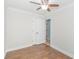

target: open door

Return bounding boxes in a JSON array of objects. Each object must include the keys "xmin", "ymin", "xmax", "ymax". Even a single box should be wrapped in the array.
[{"xmin": 46, "ymin": 19, "xmax": 51, "ymax": 45}]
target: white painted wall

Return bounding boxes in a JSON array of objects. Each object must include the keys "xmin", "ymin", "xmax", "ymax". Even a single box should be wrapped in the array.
[
  {"xmin": 5, "ymin": 7, "xmax": 46, "ymax": 52},
  {"xmin": 50, "ymin": 3, "xmax": 74, "ymax": 57},
  {"xmin": 5, "ymin": 2, "xmax": 74, "ymax": 58}
]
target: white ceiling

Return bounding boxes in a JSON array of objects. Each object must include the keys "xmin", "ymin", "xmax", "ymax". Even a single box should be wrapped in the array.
[{"xmin": 6, "ymin": 0, "xmax": 74, "ymax": 15}]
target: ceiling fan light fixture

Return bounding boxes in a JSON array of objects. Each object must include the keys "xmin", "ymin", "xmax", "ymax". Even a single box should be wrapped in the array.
[{"xmin": 41, "ymin": 5, "xmax": 48, "ymax": 10}]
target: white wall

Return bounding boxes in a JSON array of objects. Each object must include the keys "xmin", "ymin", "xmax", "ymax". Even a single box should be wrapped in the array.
[
  {"xmin": 5, "ymin": 7, "xmax": 46, "ymax": 52},
  {"xmin": 5, "ymin": 2, "xmax": 74, "ymax": 58},
  {"xmin": 50, "ymin": 3, "xmax": 74, "ymax": 57}
]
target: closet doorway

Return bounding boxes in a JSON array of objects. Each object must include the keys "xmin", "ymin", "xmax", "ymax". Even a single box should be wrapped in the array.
[{"xmin": 46, "ymin": 19, "xmax": 51, "ymax": 45}]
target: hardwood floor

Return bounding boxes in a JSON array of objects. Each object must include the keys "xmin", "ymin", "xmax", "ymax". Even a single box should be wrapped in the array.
[{"xmin": 5, "ymin": 43, "xmax": 72, "ymax": 59}]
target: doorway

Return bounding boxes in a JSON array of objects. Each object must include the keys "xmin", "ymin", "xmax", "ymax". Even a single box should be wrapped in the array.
[{"xmin": 46, "ymin": 19, "xmax": 51, "ymax": 45}]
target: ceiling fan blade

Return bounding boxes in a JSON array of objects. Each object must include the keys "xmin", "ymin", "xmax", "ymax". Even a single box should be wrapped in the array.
[
  {"xmin": 44, "ymin": 0, "xmax": 48, "ymax": 4},
  {"xmin": 47, "ymin": 8, "xmax": 51, "ymax": 12},
  {"xmin": 36, "ymin": 7, "xmax": 41, "ymax": 10},
  {"xmin": 41, "ymin": 0, "xmax": 44, "ymax": 5},
  {"xmin": 30, "ymin": 1, "xmax": 41, "ymax": 5},
  {"xmin": 49, "ymin": 4, "xmax": 59, "ymax": 7}
]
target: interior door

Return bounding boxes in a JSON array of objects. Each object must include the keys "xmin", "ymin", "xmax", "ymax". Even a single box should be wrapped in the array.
[{"xmin": 32, "ymin": 17, "xmax": 46, "ymax": 44}]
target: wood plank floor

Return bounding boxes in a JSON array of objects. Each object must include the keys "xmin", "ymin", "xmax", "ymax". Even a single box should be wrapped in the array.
[{"xmin": 5, "ymin": 43, "xmax": 72, "ymax": 59}]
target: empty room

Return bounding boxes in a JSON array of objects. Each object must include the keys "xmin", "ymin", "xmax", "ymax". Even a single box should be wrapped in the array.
[{"xmin": 4, "ymin": 0, "xmax": 74, "ymax": 59}]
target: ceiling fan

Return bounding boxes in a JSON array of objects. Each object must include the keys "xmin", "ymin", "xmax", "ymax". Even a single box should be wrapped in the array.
[{"xmin": 29, "ymin": 0, "xmax": 59, "ymax": 12}]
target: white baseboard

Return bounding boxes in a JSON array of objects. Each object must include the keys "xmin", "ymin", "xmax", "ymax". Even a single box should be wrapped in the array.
[
  {"xmin": 50, "ymin": 45, "xmax": 74, "ymax": 58},
  {"xmin": 5, "ymin": 44, "xmax": 33, "ymax": 54},
  {"xmin": 5, "ymin": 42, "xmax": 45, "ymax": 55}
]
